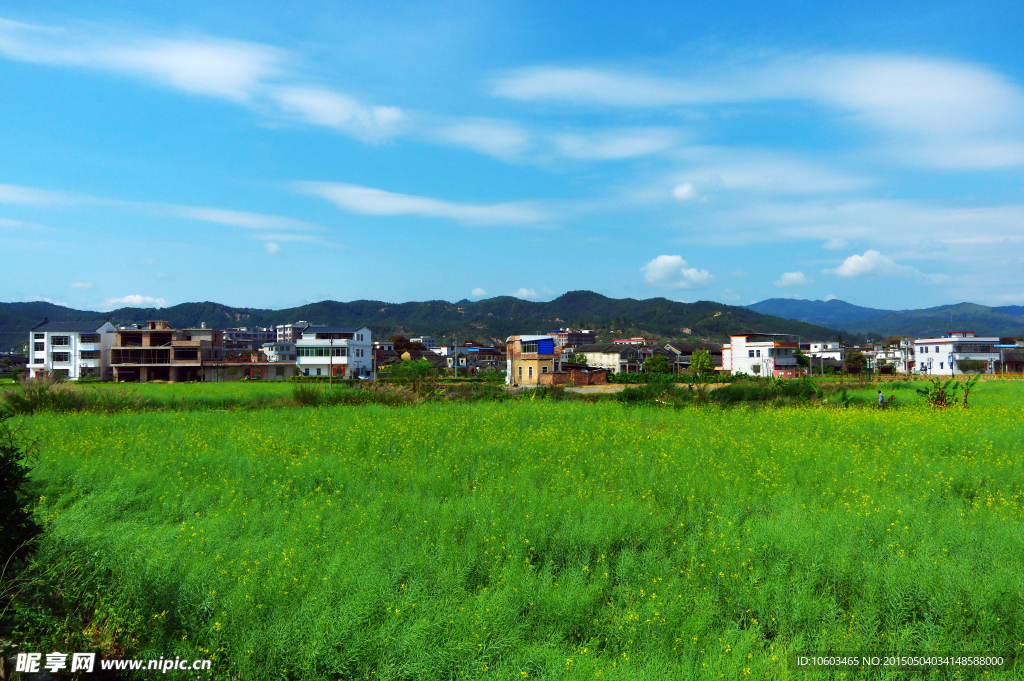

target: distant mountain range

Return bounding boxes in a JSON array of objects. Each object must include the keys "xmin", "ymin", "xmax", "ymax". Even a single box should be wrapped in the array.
[
  {"xmin": 748, "ymin": 299, "xmax": 1024, "ymax": 338},
  {"xmin": 0, "ymin": 292, "xmax": 852, "ymax": 350}
]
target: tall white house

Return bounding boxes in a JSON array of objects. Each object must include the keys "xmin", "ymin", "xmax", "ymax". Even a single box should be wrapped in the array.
[
  {"xmin": 914, "ymin": 332, "xmax": 999, "ymax": 375},
  {"xmin": 28, "ymin": 318, "xmax": 117, "ymax": 380},
  {"xmin": 261, "ymin": 342, "xmax": 296, "ymax": 362},
  {"xmin": 295, "ymin": 325, "xmax": 373, "ymax": 378},
  {"xmin": 723, "ymin": 334, "xmax": 803, "ymax": 377}
]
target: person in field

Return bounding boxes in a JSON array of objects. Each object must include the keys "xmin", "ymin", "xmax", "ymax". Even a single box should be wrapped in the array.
[{"xmin": 878, "ymin": 389, "xmax": 885, "ymax": 408}]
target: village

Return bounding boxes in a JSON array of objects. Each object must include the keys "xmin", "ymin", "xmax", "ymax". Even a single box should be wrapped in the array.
[{"xmin": 19, "ymin": 317, "xmax": 1024, "ymax": 385}]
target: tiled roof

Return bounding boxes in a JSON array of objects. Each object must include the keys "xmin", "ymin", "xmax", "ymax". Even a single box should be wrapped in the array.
[{"xmin": 30, "ymin": 318, "xmax": 110, "ymax": 333}]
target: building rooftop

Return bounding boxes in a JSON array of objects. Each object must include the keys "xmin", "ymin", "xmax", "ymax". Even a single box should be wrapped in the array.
[{"xmin": 30, "ymin": 318, "xmax": 111, "ymax": 333}]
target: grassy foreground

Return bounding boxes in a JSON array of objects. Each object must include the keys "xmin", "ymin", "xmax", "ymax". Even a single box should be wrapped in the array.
[{"xmin": 10, "ymin": 397, "xmax": 1024, "ymax": 679}]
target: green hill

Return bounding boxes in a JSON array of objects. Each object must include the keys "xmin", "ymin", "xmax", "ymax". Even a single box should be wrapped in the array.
[
  {"xmin": 1, "ymin": 292, "xmax": 852, "ymax": 348},
  {"xmin": 832, "ymin": 302, "xmax": 1024, "ymax": 338}
]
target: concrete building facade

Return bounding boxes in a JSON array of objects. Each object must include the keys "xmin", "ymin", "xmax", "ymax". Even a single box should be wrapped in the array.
[
  {"xmin": 914, "ymin": 331, "xmax": 999, "ymax": 375},
  {"xmin": 110, "ymin": 321, "xmax": 225, "ymax": 382},
  {"xmin": 295, "ymin": 325, "xmax": 373, "ymax": 378},
  {"xmin": 506, "ymin": 335, "xmax": 556, "ymax": 386},
  {"xmin": 28, "ymin": 318, "xmax": 117, "ymax": 380},
  {"xmin": 723, "ymin": 334, "xmax": 803, "ymax": 377}
]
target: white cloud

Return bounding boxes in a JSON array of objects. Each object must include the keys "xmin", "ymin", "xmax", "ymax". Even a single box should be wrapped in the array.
[
  {"xmin": 106, "ymin": 294, "xmax": 167, "ymax": 308},
  {"xmin": 720, "ymin": 288, "xmax": 741, "ymax": 301},
  {"xmin": 0, "ymin": 183, "xmax": 85, "ymax": 204},
  {"xmin": 553, "ymin": 128, "xmax": 679, "ymax": 160},
  {"xmin": 641, "ymin": 255, "xmax": 713, "ymax": 289},
  {"xmin": 471, "ymin": 287, "xmax": 486, "ymax": 297},
  {"xmin": 165, "ymin": 205, "xmax": 321, "ymax": 232},
  {"xmin": 823, "ymin": 237, "xmax": 849, "ymax": 250},
  {"xmin": 294, "ymin": 181, "xmax": 551, "ymax": 225},
  {"xmin": 774, "ymin": 271, "xmax": 808, "ymax": 287},
  {"xmin": 824, "ymin": 294, "xmax": 838, "ymax": 301},
  {"xmin": 265, "ymin": 242, "xmax": 281, "ymax": 255},
  {"xmin": 71, "ymin": 281, "xmax": 93, "ymax": 289},
  {"xmin": 672, "ymin": 182, "xmax": 697, "ymax": 202},
  {"xmin": 270, "ymin": 86, "xmax": 403, "ymax": 141},
  {"xmin": 512, "ymin": 288, "xmax": 540, "ymax": 299},
  {"xmin": 825, "ymin": 250, "xmax": 945, "ymax": 283},
  {"xmin": 0, "ymin": 19, "xmax": 403, "ymax": 142},
  {"xmin": 668, "ymin": 151, "xmax": 872, "ymax": 195},
  {"xmin": 430, "ymin": 118, "xmax": 532, "ymax": 159},
  {"xmin": 494, "ymin": 55, "xmax": 1024, "ymax": 169}
]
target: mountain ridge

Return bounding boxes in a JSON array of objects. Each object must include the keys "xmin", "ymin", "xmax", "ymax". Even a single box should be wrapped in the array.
[{"xmin": 0, "ymin": 292, "xmax": 851, "ymax": 349}]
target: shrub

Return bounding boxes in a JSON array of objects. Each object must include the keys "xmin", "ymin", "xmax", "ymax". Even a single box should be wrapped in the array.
[
  {"xmin": 292, "ymin": 383, "xmax": 322, "ymax": 406},
  {"xmin": 1, "ymin": 377, "xmax": 88, "ymax": 414}
]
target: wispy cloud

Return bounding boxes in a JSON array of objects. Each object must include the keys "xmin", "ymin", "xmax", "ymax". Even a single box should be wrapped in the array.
[
  {"xmin": 0, "ymin": 182, "xmax": 326, "ymax": 244},
  {"xmin": 471, "ymin": 287, "xmax": 487, "ymax": 297},
  {"xmin": 71, "ymin": 281, "xmax": 93, "ymax": 289},
  {"xmin": 265, "ymin": 242, "xmax": 281, "ymax": 255},
  {"xmin": 512, "ymin": 288, "xmax": 540, "ymax": 299},
  {"xmin": 641, "ymin": 255, "xmax": 713, "ymax": 289},
  {"xmin": 493, "ymin": 54, "xmax": 1024, "ymax": 169},
  {"xmin": 552, "ymin": 127, "xmax": 680, "ymax": 160},
  {"xmin": 0, "ymin": 18, "xmax": 402, "ymax": 141},
  {"xmin": 294, "ymin": 181, "xmax": 551, "ymax": 225},
  {"xmin": 428, "ymin": 118, "xmax": 533, "ymax": 159}
]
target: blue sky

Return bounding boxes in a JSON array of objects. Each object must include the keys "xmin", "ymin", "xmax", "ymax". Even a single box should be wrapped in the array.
[{"xmin": 1, "ymin": 1, "xmax": 1023, "ymax": 311}]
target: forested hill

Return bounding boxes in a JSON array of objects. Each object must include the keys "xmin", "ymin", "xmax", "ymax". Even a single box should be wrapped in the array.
[{"xmin": 0, "ymin": 291, "xmax": 853, "ymax": 348}]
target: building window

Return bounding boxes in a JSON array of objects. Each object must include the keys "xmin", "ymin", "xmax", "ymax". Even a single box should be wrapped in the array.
[
  {"xmin": 940, "ymin": 363, "xmax": 944, "ymax": 370},
  {"xmin": 935, "ymin": 347, "xmax": 940, "ymax": 353},
  {"xmin": 756, "ymin": 349, "xmax": 761, "ymax": 357},
  {"xmin": 80, "ymin": 351, "xmax": 100, "ymax": 359},
  {"xmin": 528, "ymin": 366, "xmax": 533, "ymax": 378},
  {"xmin": 52, "ymin": 352, "xmax": 70, "ymax": 362},
  {"xmin": 276, "ymin": 367, "xmax": 284, "ymax": 378},
  {"xmin": 521, "ymin": 341, "xmax": 538, "ymax": 354},
  {"xmin": 35, "ymin": 342, "xmax": 44, "ymax": 351},
  {"xmin": 34, "ymin": 333, "xmax": 44, "ymax": 340},
  {"xmin": 518, "ymin": 366, "xmax": 522, "ymax": 378},
  {"xmin": 316, "ymin": 368, "xmax": 322, "ymax": 376},
  {"xmin": 542, "ymin": 366, "xmax": 548, "ymax": 373},
  {"xmin": 34, "ymin": 358, "xmax": 43, "ymax": 364},
  {"xmin": 80, "ymin": 334, "xmax": 101, "ymax": 343},
  {"xmin": 748, "ymin": 350, "xmax": 754, "ymax": 357},
  {"xmin": 52, "ymin": 336, "xmax": 70, "ymax": 346}
]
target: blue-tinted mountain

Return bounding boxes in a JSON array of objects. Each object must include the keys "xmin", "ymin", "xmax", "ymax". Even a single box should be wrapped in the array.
[{"xmin": 747, "ymin": 298, "xmax": 894, "ymax": 325}]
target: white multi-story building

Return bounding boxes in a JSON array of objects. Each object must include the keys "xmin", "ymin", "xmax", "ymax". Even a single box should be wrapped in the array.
[
  {"xmin": 914, "ymin": 331, "xmax": 999, "ymax": 375},
  {"xmin": 261, "ymin": 342, "xmax": 296, "ymax": 362},
  {"xmin": 803, "ymin": 342, "xmax": 845, "ymax": 361},
  {"xmin": 295, "ymin": 325, "xmax": 373, "ymax": 378},
  {"xmin": 28, "ymin": 318, "xmax": 117, "ymax": 380},
  {"xmin": 410, "ymin": 336, "xmax": 436, "ymax": 349},
  {"xmin": 723, "ymin": 334, "xmax": 803, "ymax": 378},
  {"xmin": 224, "ymin": 327, "xmax": 276, "ymax": 351},
  {"xmin": 276, "ymin": 322, "xmax": 312, "ymax": 343}
]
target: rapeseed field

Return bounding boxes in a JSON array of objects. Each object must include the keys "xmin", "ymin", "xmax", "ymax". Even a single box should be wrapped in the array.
[{"xmin": 11, "ymin": 394, "xmax": 1024, "ymax": 679}]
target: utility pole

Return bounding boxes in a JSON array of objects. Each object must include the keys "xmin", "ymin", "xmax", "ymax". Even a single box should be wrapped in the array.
[{"xmin": 329, "ymin": 336, "xmax": 334, "ymax": 388}]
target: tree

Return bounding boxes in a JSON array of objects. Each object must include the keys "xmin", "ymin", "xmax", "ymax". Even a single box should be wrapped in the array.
[
  {"xmin": 389, "ymin": 359, "xmax": 436, "ymax": 379},
  {"xmin": 793, "ymin": 349, "xmax": 810, "ymax": 368},
  {"xmin": 388, "ymin": 335, "xmax": 427, "ymax": 355},
  {"xmin": 844, "ymin": 350, "xmax": 867, "ymax": 373},
  {"xmin": 643, "ymin": 355, "xmax": 672, "ymax": 374},
  {"xmin": 569, "ymin": 352, "xmax": 587, "ymax": 364},
  {"xmin": 690, "ymin": 348, "xmax": 713, "ymax": 374}
]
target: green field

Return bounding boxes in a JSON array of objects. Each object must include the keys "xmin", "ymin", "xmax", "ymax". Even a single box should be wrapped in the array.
[{"xmin": 7, "ymin": 385, "xmax": 1024, "ymax": 679}]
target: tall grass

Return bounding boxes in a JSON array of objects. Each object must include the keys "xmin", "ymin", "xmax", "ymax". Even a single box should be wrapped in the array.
[{"xmin": 10, "ymin": 395, "xmax": 1024, "ymax": 679}]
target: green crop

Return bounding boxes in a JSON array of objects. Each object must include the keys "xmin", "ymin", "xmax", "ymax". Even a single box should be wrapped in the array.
[{"xmin": 8, "ymin": 390, "xmax": 1024, "ymax": 679}]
